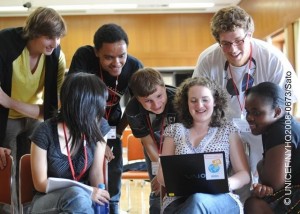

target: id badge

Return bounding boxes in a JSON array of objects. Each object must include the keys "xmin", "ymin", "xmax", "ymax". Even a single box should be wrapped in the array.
[
  {"xmin": 233, "ymin": 118, "xmax": 251, "ymax": 132},
  {"xmin": 107, "ymin": 126, "xmax": 116, "ymax": 139},
  {"xmin": 151, "ymin": 161, "xmax": 159, "ymax": 175}
]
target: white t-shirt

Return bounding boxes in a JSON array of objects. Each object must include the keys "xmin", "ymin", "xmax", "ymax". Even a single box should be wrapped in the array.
[
  {"xmin": 193, "ymin": 38, "xmax": 300, "ymax": 120},
  {"xmin": 193, "ymin": 38, "xmax": 300, "ymax": 176}
]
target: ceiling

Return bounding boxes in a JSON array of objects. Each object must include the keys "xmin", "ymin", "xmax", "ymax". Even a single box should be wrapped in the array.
[{"xmin": 0, "ymin": 0, "xmax": 241, "ymax": 17}]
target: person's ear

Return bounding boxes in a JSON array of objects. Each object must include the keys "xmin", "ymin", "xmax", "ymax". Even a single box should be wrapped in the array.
[
  {"xmin": 274, "ymin": 107, "xmax": 282, "ymax": 118},
  {"xmin": 94, "ymin": 48, "xmax": 99, "ymax": 57},
  {"xmin": 247, "ymin": 31, "xmax": 253, "ymax": 38}
]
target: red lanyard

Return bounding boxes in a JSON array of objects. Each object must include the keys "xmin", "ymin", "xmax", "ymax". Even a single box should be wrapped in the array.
[
  {"xmin": 228, "ymin": 45, "xmax": 253, "ymax": 112},
  {"xmin": 99, "ymin": 69, "xmax": 119, "ymax": 119},
  {"xmin": 62, "ymin": 123, "xmax": 88, "ymax": 181},
  {"xmin": 146, "ymin": 114, "xmax": 165, "ymax": 154}
]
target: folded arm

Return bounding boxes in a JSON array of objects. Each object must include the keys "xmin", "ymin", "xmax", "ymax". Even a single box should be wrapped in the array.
[{"xmin": 0, "ymin": 87, "xmax": 43, "ymax": 119}]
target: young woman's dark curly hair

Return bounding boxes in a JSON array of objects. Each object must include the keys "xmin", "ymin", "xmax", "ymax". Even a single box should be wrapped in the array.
[{"xmin": 173, "ymin": 77, "xmax": 228, "ymax": 128}]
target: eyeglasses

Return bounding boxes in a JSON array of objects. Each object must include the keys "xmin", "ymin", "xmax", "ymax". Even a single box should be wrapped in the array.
[{"xmin": 219, "ymin": 34, "xmax": 248, "ymax": 50}]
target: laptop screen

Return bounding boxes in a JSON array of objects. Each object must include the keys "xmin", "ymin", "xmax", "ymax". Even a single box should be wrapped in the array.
[{"xmin": 160, "ymin": 151, "xmax": 229, "ymax": 196}]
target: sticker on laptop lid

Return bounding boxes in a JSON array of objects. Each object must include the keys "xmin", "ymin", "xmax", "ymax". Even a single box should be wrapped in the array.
[{"xmin": 204, "ymin": 153, "xmax": 225, "ymax": 180}]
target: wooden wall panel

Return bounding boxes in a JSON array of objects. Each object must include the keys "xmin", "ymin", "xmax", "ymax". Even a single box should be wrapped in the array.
[
  {"xmin": 0, "ymin": 14, "xmax": 214, "ymax": 68},
  {"xmin": 239, "ymin": 0, "xmax": 300, "ymax": 38},
  {"xmin": 61, "ymin": 14, "xmax": 215, "ymax": 67},
  {"xmin": 0, "ymin": 0, "xmax": 300, "ymax": 68}
]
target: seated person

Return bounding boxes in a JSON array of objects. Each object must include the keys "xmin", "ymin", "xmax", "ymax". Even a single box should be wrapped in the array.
[
  {"xmin": 157, "ymin": 77, "xmax": 250, "ymax": 213},
  {"xmin": 29, "ymin": 73, "xmax": 111, "ymax": 213},
  {"xmin": 244, "ymin": 82, "xmax": 300, "ymax": 213}
]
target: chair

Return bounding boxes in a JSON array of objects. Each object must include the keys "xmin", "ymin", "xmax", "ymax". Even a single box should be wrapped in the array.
[
  {"xmin": 122, "ymin": 134, "xmax": 149, "ymax": 211},
  {"xmin": 121, "ymin": 127, "xmax": 132, "ymax": 165},
  {"xmin": 0, "ymin": 154, "xmax": 14, "ymax": 213},
  {"xmin": 122, "ymin": 134, "xmax": 149, "ymax": 179},
  {"xmin": 19, "ymin": 154, "xmax": 34, "ymax": 214},
  {"xmin": 121, "ymin": 127, "xmax": 132, "ymax": 149}
]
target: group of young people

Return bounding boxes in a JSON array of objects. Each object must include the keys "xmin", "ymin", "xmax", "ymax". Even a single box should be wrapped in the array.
[{"xmin": 0, "ymin": 4, "xmax": 300, "ymax": 214}]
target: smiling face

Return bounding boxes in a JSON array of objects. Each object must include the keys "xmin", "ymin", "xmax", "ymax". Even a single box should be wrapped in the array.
[
  {"xmin": 219, "ymin": 28, "xmax": 252, "ymax": 67},
  {"xmin": 30, "ymin": 36, "xmax": 61, "ymax": 55},
  {"xmin": 245, "ymin": 93, "xmax": 279, "ymax": 135},
  {"xmin": 136, "ymin": 85, "xmax": 167, "ymax": 115},
  {"xmin": 188, "ymin": 85, "xmax": 215, "ymax": 124},
  {"xmin": 95, "ymin": 40, "xmax": 128, "ymax": 77}
]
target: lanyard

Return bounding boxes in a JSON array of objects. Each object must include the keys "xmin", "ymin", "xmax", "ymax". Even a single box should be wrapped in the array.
[
  {"xmin": 62, "ymin": 123, "xmax": 88, "ymax": 181},
  {"xmin": 146, "ymin": 114, "xmax": 165, "ymax": 154},
  {"xmin": 99, "ymin": 68, "xmax": 119, "ymax": 120},
  {"xmin": 228, "ymin": 45, "xmax": 253, "ymax": 112}
]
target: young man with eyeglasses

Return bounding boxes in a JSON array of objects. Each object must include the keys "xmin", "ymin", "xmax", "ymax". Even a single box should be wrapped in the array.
[{"xmin": 193, "ymin": 5, "xmax": 300, "ymax": 203}]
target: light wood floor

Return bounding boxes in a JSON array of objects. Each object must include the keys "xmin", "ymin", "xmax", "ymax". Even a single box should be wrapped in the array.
[
  {"xmin": 120, "ymin": 180, "xmax": 151, "ymax": 214},
  {"xmin": 120, "ymin": 145, "xmax": 152, "ymax": 214}
]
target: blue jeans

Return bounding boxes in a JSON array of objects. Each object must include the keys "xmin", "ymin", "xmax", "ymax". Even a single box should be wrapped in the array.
[
  {"xmin": 107, "ymin": 138, "xmax": 123, "ymax": 214},
  {"xmin": 163, "ymin": 193, "xmax": 241, "ymax": 214},
  {"xmin": 144, "ymin": 150, "xmax": 161, "ymax": 214},
  {"xmin": 29, "ymin": 186, "xmax": 94, "ymax": 213}
]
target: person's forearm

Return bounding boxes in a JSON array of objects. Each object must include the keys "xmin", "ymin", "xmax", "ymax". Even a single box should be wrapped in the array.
[
  {"xmin": 256, "ymin": 159, "xmax": 266, "ymax": 183},
  {"xmin": 10, "ymin": 99, "xmax": 43, "ymax": 119},
  {"xmin": 228, "ymin": 170, "xmax": 250, "ymax": 191},
  {"xmin": 143, "ymin": 142, "xmax": 159, "ymax": 162},
  {"xmin": 90, "ymin": 172, "xmax": 103, "ymax": 187},
  {"xmin": 116, "ymin": 114, "xmax": 128, "ymax": 136}
]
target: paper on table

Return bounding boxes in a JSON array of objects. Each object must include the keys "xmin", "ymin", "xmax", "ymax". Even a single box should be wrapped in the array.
[{"xmin": 46, "ymin": 177, "xmax": 93, "ymax": 196}]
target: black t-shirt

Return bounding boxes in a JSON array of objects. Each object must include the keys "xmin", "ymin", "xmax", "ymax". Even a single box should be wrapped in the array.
[
  {"xmin": 125, "ymin": 86, "xmax": 178, "ymax": 147},
  {"xmin": 68, "ymin": 45, "xmax": 143, "ymax": 125},
  {"xmin": 262, "ymin": 114, "xmax": 300, "ymax": 184}
]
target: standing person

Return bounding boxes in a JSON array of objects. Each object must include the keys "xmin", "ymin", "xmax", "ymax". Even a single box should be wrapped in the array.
[
  {"xmin": 125, "ymin": 68, "xmax": 178, "ymax": 214},
  {"xmin": 244, "ymin": 82, "xmax": 300, "ymax": 214},
  {"xmin": 68, "ymin": 23, "xmax": 143, "ymax": 213},
  {"xmin": 192, "ymin": 5, "xmax": 300, "ymax": 202},
  {"xmin": 29, "ymin": 72, "xmax": 111, "ymax": 213},
  {"xmin": 157, "ymin": 77, "xmax": 250, "ymax": 213},
  {"xmin": 0, "ymin": 7, "xmax": 66, "ymax": 213}
]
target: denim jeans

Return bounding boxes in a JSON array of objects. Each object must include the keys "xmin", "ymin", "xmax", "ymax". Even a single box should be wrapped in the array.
[
  {"xmin": 29, "ymin": 186, "xmax": 94, "ymax": 213},
  {"xmin": 144, "ymin": 150, "xmax": 161, "ymax": 214},
  {"xmin": 107, "ymin": 138, "xmax": 123, "ymax": 214},
  {"xmin": 163, "ymin": 193, "xmax": 241, "ymax": 214}
]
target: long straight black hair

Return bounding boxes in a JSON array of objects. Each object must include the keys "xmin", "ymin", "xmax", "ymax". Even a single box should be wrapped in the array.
[{"xmin": 57, "ymin": 72, "xmax": 108, "ymax": 149}]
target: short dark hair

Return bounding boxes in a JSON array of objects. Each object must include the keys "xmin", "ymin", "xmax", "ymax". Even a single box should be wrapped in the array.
[
  {"xmin": 245, "ymin": 82, "xmax": 285, "ymax": 109},
  {"xmin": 211, "ymin": 6, "xmax": 254, "ymax": 42},
  {"xmin": 174, "ymin": 77, "xmax": 228, "ymax": 128},
  {"xmin": 58, "ymin": 72, "xmax": 108, "ymax": 147},
  {"xmin": 93, "ymin": 23, "xmax": 129, "ymax": 50},
  {"xmin": 129, "ymin": 67, "xmax": 165, "ymax": 97},
  {"xmin": 22, "ymin": 7, "xmax": 67, "ymax": 40}
]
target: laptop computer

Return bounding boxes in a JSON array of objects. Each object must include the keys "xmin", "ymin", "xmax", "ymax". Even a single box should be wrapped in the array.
[{"xmin": 160, "ymin": 151, "xmax": 229, "ymax": 197}]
